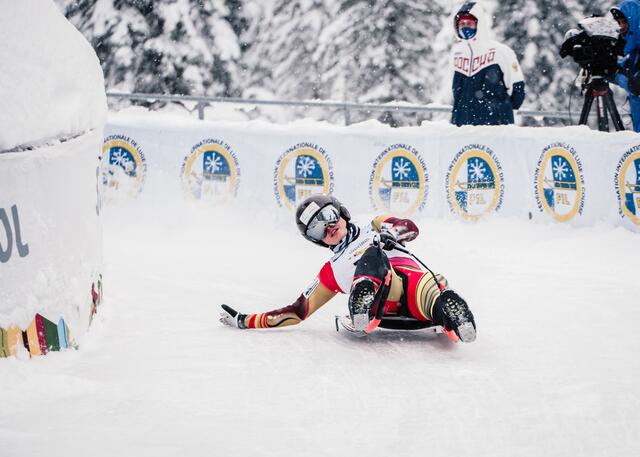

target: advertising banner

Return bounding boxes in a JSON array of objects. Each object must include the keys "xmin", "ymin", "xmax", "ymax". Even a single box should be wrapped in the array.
[{"xmin": 103, "ymin": 117, "xmax": 640, "ymax": 233}]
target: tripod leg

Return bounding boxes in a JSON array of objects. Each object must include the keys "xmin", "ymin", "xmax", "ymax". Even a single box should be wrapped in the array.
[
  {"xmin": 579, "ymin": 90, "xmax": 595, "ymax": 125},
  {"xmin": 596, "ymin": 97, "xmax": 609, "ymax": 132},
  {"xmin": 603, "ymin": 90, "xmax": 625, "ymax": 131}
]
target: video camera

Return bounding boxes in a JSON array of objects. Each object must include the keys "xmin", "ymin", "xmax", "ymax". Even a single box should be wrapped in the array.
[{"xmin": 560, "ymin": 15, "xmax": 625, "ymax": 78}]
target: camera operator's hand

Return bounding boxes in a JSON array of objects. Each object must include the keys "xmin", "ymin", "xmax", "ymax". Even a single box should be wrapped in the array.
[{"xmin": 614, "ymin": 63, "xmax": 640, "ymax": 96}]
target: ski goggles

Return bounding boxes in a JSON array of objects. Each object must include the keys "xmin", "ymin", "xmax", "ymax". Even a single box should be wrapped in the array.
[{"xmin": 306, "ymin": 205, "xmax": 340, "ymax": 242}]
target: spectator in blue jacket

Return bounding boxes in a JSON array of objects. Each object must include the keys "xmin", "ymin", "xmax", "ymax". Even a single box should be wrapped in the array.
[
  {"xmin": 611, "ymin": 1, "xmax": 640, "ymax": 132},
  {"xmin": 450, "ymin": 2, "xmax": 526, "ymax": 126}
]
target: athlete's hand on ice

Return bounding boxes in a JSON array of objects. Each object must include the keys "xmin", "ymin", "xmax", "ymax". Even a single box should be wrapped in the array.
[{"xmin": 219, "ymin": 304, "xmax": 247, "ymax": 329}]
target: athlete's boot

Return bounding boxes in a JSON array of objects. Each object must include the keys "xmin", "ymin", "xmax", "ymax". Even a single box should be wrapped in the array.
[
  {"xmin": 432, "ymin": 290, "xmax": 476, "ymax": 343},
  {"xmin": 348, "ymin": 277, "xmax": 378, "ymax": 331}
]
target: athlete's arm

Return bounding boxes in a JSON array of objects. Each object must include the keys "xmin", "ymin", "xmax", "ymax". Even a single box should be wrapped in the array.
[{"xmin": 220, "ymin": 279, "xmax": 337, "ymax": 329}]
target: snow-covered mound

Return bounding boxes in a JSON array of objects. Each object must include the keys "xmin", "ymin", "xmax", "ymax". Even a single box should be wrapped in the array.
[
  {"xmin": 0, "ymin": 0, "xmax": 105, "ymax": 356},
  {"xmin": 0, "ymin": 0, "xmax": 106, "ymax": 151}
]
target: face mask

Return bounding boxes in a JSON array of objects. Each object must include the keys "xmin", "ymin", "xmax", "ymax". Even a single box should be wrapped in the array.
[{"xmin": 459, "ymin": 27, "xmax": 477, "ymax": 40}]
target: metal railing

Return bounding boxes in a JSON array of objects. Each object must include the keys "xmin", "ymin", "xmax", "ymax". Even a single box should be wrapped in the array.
[{"xmin": 106, "ymin": 91, "xmax": 577, "ymax": 125}]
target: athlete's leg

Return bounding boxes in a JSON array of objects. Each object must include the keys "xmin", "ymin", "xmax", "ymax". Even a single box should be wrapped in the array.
[
  {"xmin": 348, "ymin": 246, "xmax": 391, "ymax": 330},
  {"xmin": 412, "ymin": 271, "xmax": 476, "ymax": 343},
  {"xmin": 412, "ymin": 271, "xmax": 448, "ymax": 321}
]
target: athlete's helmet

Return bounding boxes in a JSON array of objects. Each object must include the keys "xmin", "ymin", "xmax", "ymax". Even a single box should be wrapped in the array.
[{"xmin": 295, "ymin": 194, "xmax": 351, "ymax": 247}]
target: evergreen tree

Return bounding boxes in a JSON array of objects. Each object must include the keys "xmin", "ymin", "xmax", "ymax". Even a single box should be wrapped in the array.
[
  {"xmin": 493, "ymin": 0, "xmax": 589, "ymax": 125},
  {"xmin": 314, "ymin": 0, "xmax": 446, "ymax": 125},
  {"xmin": 225, "ymin": 0, "xmax": 250, "ymax": 52},
  {"xmin": 60, "ymin": 0, "xmax": 242, "ymax": 96},
  {"xmin": 56, "ymin": 0, "xmax": 628, "ymax": 126},
  {"xmin": 241, "ymin": 0, "xmax": 333, "ymax": 101}
]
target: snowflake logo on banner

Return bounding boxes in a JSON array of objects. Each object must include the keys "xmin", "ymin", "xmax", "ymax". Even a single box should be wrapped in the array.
[
  {"xmin": 111, "ymin": 148, "xmax": 134, "ymax": 173},
  {"xmin": 273, "ymin": 143, "xmax": 333, "ymax": 210},
  {"xmin": 614, "ymin": 147, "xmax": 640, "ymax": 225},
  {"xmin": 205, "ymin": 154, "xmax": 222, "ymax": 174},
  {"xmin": 297, "ymin": 156, "xmax": 316, "ymax": 177},
  {"xmin": 553, "ymin": 158, "xmax": 568, "ymax": 180},
  {"xmin": 180, "ymin": 139, "xmax": 240, "ymax": 202},
  {"xmin": 111, "ymin": 148, "xmax": 126, "ymax": 166},
  {"xmin": 393, "ymin": 158, "xmax": 411, "ymax": 180},
  {"xmin": 533, "ymin": 143, "xmax": 585, "ymax": 223},
  {"xmin": 101, "ymin": 134, "xmax": 147, "ymax": 200},
  {"xmin": 469, "ymin": 159, "xmax": 486, "ymax": 181},
  {"xmin": 445, "ymin": 145, "xmax": 503, "ymax": 221},
  {"xmin": 369, "ymin": 144, "xmax": 428, "ymax": 216}
]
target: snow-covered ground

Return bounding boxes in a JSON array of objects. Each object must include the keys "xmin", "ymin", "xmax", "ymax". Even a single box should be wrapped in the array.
[{"xmin": 1, "ymin": 196, "xmax": 639, "ymax": 457}]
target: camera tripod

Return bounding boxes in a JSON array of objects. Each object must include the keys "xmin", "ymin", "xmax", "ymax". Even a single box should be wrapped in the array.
[{"xmin": 579, "ymin": 74, "xmax": 624, "ymax": 131}]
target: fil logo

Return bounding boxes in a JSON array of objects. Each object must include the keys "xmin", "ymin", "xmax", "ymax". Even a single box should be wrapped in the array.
[
  {"xmin": 369, "ymin": 144, "xmax": 428, "ymax": 216},
  {"xmin": 0, "ymin": 204, "xmax": 29, "ymax": 263},
  {"xmin": 273, "ymin": 143, "xmax": 334, "ymax": 210},
  {"xmin": 101, "ymin": 135, "xmax": 147, "ymax": 199},
  {"xmin": 445, "ymin": 144, "xmax": 504, "ymax": 221},
  {"xmin": 181, "ymin": 139, "xmax": 240, "ymax": 201},
  {"xmin": 614, "ymin": 146, "xmax": 640, "ymax": 225},
  {"xmin": 534, "ymin": 143, "xmax": 585, "ymax": 222}
]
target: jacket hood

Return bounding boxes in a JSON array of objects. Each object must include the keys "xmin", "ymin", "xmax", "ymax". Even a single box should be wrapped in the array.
[
  {"xmin": 454, "ymin": 2, "xmax": 490, "ymax": 42},
  {"xmin": 617, "ymin": 0, "xmax": 640, "ymax": 53}
]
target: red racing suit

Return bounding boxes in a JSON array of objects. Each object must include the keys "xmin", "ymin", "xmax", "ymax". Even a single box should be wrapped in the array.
[{"xmin": 240, "ymin": 216, "xmax": 447, "ymax": 330}]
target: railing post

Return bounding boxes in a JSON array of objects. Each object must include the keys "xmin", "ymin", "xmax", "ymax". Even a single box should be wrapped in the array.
[
  {"xmin": 197, "ymin": 102, "xmax": 205, "ymax": 120},
  {"xmin": 343, "ymin": 104, "xmax": 351, "ymax": 126}
]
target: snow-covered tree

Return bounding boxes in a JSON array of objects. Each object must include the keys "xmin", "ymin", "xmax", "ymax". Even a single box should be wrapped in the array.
[
  {"xmin": 241, "ymin": 0, "xmax": 333, "ymax": 102},
  {"xmin": 59, "ymin": 0, "xmax": 242, "ymax": 96},
  {"xmin": 55, "ymin": 0, "xmax": 630, "ymax": 126},
  {"xmin": 314, "ymin": 0, "xmax": 446, "ymax": 124},
  {"xmin": 493, "ymin": 0, "xmax": 594, "ymax": 125}
]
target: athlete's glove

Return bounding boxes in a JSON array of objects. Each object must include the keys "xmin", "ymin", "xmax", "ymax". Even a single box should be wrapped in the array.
[
  {"xmin": 379, "ymin": 218, "xmax": 419, "ymax": 246},
  {"xmin": 219, "ymin": 304, "xmax": 247, "ymax": 329},
  {"xmin": 378, "ymin": 230, "xmax": 398, "ymax": 251}
]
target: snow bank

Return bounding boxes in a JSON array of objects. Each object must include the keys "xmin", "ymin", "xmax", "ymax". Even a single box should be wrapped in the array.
[
  {"xmin": 104, "ymin": 109, "xmax": 640, "ymax": 233},
  {"xmin": 0, "ymin": 131, "xmax": 103, "ymax": 356},
  {"xmin": 0, "ymin": 0, "xmax": 105, "ymax": 357},
  {"xmin": 0, "ymin": 0, "xmax": 106, "ymax": 151}
]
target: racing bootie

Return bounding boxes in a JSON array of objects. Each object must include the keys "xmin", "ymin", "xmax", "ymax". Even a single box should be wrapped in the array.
[
  {"xmin": 348, "ymin": 277, "xmax": 378, "ymax": 331},
  {"xmin": 432, "ymin": 290, "xmax": 476, "ymax": 343}
]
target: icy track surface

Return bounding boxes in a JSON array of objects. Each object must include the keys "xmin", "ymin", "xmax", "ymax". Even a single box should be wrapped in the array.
[{"xmin": 1, "ymin": 202, "xmax": 639, "ymax": 457}]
